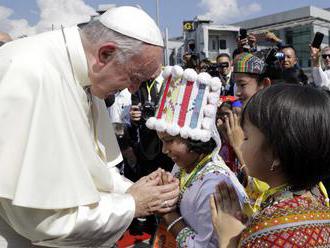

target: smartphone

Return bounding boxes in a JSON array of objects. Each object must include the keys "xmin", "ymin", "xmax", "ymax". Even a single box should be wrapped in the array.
[
  {"xmin": 311, "ymin": 32, "xmax": 324, "ymax": 49},
  {"xmin": 240, "ymin": 28, "xmax": 247, "ymax": 40}
]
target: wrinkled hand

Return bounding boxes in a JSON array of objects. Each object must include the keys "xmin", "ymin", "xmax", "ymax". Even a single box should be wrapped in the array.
[
  {"xmin": 225, "ymin": 111, "xmax": 244, "ymax": 150},
  {"xmin": 210, "ymin": 181, "xmax": 247, "ymax": 248},
  {"xmin": 130, "ymin": 104, "xmax": 142, "ymax": 122},
  {"xmin": 265, "ymin": 31, "xmax": 281, "ymax": 43},
  {"xmin": 146, "ymin": 168, "xmax": 177, "ymax": 185},
  {"xmin": 127, "ymin": 175, "xmax": 180, "ymax": 217},
  {"xmin": 309, "ymin": 44, "xmax": 321, "ymax": 67}
]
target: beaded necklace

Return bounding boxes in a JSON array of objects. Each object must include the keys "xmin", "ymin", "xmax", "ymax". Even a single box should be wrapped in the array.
[{"xmin": 179, "ymin": 153, "xmax": 213, "ymax": 194}]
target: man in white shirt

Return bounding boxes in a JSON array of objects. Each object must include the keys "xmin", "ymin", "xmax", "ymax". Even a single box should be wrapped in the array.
[
  {"xmin": 311, "ymin": 46, "xmax": 330, "ymax": 89},
  {"xmin": 0, "ymin": 6, "xmax": 179, "ymax": 247}
]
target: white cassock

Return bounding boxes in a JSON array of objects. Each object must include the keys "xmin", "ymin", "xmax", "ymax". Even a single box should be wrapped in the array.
[
  {"xmin": 0, "ymin": 26, "xmax": 135, "ymax": 247},
  {"xmin": 312, "ymin": 66, "xmax": 330, "ymax": 89}
]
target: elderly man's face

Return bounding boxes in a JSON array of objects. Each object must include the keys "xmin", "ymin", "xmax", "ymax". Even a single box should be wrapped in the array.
[
  {"xmin": 322, "ymin": 49, "xmax": 330, "ymax": 69},
  {"xmin": 90, "ymin": 45, "xmax": 163, "ymax": 99}
]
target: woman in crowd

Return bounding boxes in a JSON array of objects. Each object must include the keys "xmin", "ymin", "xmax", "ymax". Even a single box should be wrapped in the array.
[
  {"xmin": 211, "ymin": 84, "xmax": 330, "ymax": 247},
  {"xmin": 146, "ymin": 65, "xmax": 248, "ymax": 247}
]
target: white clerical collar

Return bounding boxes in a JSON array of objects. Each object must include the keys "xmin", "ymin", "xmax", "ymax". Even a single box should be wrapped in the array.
[{"xmin": 62, "ymin": 26, "xmax": 90, "ymax": 87}]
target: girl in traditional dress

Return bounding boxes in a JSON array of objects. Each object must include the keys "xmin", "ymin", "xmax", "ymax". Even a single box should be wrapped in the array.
[
  {"xmin": 146, "ymin": 65, "xmax": 248, "ymax": 247},
  {"xmin": 211, "ymin": 84, "xmax": 330, "ymax": 247}
]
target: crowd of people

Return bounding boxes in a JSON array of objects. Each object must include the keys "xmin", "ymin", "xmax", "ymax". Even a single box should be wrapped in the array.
[{"xmin": 1, "ymin": 5, "xmax": 330, "ymax": 248}]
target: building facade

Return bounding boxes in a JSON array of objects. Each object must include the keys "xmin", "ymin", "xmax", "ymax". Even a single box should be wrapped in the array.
[{"xmin": 181, "ymin": 17, "xmax": 240, "ymax": 62}]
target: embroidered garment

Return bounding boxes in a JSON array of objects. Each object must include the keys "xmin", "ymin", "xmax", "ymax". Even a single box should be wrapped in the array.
[
  {"xmin": 240, "ymin": 186, "xmax": 330, "ymax": 247},
  {"xmin": 172, "ymin": 155, "xmax": 247, "ymax": 248}
]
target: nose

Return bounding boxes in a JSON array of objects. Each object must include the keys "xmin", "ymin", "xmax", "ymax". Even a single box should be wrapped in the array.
[{"xmin": 235, "ymin": 88, "xmax": 241, "ymax": 97}]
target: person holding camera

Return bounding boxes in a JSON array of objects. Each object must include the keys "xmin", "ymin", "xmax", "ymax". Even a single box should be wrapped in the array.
[
  {"xmin": 216, "ymin": 53, "xmax": 235, "ymax": 96},
  {"xmin": 129, "ymin": 77, "xmax": 174, "ymax": 181},
  {"xmin": 232, "ymin": 31, "xmax": 258, "ymax": 59}
]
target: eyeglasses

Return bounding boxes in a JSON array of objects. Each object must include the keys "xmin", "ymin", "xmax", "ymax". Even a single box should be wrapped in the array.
[
  {"xmin": 218, "ymin": 62, "xmax": 230, "ymax": 68},
  {"xmin": 322, "ymin": 54, "xmax": 330, "ymax": 59}
]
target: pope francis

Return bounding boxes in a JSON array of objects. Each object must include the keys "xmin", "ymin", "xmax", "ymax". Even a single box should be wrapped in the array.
[{"xmin": 0, "ymin": 6, "xmax": 179, "ymax": 248}]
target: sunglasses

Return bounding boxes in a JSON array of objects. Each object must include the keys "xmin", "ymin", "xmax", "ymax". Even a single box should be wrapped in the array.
[{"xmin": 322, "ymin": 54, "xmax": 330, "ymax": 59}]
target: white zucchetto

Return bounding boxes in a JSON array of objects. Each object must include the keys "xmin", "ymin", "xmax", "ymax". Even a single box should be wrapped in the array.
[{"xmin": 99, "ymin": 6, "xmax": 164, "ymax": 47}]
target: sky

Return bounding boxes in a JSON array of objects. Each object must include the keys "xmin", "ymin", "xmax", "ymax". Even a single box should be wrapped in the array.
[{"xmin": 0, "ymin": 0, "xmax": 329, "ymax": 38}]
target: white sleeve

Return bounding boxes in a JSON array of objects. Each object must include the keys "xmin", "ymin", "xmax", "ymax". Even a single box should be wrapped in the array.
[
  {"xmin": 312, "ymin": 67, "xmax": 330, "ymax": 89},
  {"xmin": 107, "ymin": 166, "xmax": 133, "ymax": 193},
  {"xmin": 0, "ymin": 192, "xmax": 135, "ymax": 247}
]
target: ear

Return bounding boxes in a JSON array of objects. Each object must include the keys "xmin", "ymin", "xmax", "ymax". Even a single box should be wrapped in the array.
[
  {"xmin": 262, "ymin": 77, "xmax": 272, "ymax": 87},
  {"xmin": 97, "ymin": 42, "xmax": 117, "ymax": 66}
]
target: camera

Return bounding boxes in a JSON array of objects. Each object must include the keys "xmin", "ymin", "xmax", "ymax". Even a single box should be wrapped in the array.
[
  {"xmin": 264, "ymin": 48, "xmax": 285, "ymax": 64},
  {"xmin": 206, "ymin": 63, "xmax": 220, "ymax": 77},
  {"xmin": 253, "ymin": 48, "xmax": 284, "ymax": 81},
  {"xmin": 141, "ymin": 101, "xmax": 156, "ymax": 120}
]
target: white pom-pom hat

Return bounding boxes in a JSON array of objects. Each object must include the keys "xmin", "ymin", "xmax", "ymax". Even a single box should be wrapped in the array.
[{"xmin": 147, "ymin": 65, "xmax": 221, "ymax": 142}]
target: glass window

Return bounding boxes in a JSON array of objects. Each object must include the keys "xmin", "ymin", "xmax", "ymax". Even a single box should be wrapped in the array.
[
  {"xmin": 219, "ymin": 40, "xmax": 226, "ymax": 49},
  {"xmin": 209, "ymin": 35, "xmax": 218, "ymax": 51},
  {"xmin": 212, "ymin": 40, "xmax": 217, "ymax": 50}
]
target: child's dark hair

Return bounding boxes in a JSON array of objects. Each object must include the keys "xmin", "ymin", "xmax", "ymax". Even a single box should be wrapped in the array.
[
  {"xmin": 185, "ymin": 138, "xmax": 217, "ymax": 155},
  {"xmin": 242, "ymin": 84, "xmax": 330, "ymax": 190}
]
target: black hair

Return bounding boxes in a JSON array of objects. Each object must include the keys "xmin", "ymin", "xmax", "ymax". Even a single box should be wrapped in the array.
[
  {"xmin": 216, "ymin": 53, "xmax": 231, "ymax": 62},
  {"xmin": 282, "ymin": 68, "xmax": 308, "ymax": 85},
  {"xmin": 242, "ymin": 84, "xmax": 330, "ymax": 190},
  {"xmin": 185, "ymin": 138, "xmax": 217, "ymax": 155},
  {"xmin": 281, "ymin": 45, "xmax": 297, "ymax": 56},
  {"xmin": 217, "ymin": 101, "xmax": 233, "ymax": 121},
  {"xmin": 184, "ymin": 54, "xmax": 199, "ymax": 69}
]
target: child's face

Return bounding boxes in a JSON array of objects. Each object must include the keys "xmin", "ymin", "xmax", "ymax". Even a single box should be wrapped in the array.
[
  {"xmin": 234, "ymin": 73, "xmax": 264, "ymax": 105},
  {"xmin": 157, "ymin": 132, "xmax": 199, "ymax": 170},
  {"xmin": 241, "ymin": 117, "xmax": 274, "ymax": 182},
  {"xmin": 216, "ymin": 106, "xmax": 231, "ymax": 140}
]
